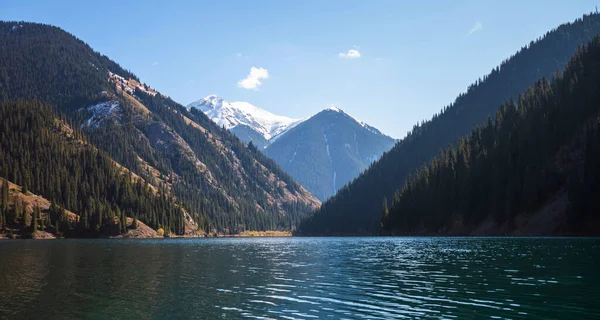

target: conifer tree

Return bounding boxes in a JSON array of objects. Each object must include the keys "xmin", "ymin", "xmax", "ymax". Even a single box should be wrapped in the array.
[
  {"xmin": 21, "ymin": 204, "xmax": 28, "ymax": 229},
  {"xmin": 380, "ymin": 197, "xmax": 389, "ymax": 229},
  {"xmin": 59, "ymin": 208, "xmax": 70, "ymax": 235},
  {"xmin": 1, "ymin": 179, "xmax": 8, "ymax": 207},
  {"xmin": 32, "ymin": 205, "xmax": 39, "ymax": 233}
]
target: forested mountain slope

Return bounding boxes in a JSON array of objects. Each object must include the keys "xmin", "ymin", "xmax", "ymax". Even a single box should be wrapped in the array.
[
  {"xmin": 0, "ymin": 100, "xmax": 179, "ymax": 238},
  {"xmin": 382, "ymin": 37, "xmax": 600, "ymax": 235},
  {"xmin": 0, "ymin": 21, "xmax": 319, "ymax": 235},
  {"xmin": 297, "ymin": 12, "xmax": 600, "ymax": 235}
]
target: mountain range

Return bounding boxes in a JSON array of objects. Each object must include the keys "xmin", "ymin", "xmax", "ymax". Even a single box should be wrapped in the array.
[
  {"xmin": 0, "ymin": 21, "xmax": 319, "ymax": 238},
  {"xmin": 188, "ymin": 95, "xmax": 302, "ymax": 149},
  {"xmin": 188, "ymin": 96, "xmax": 396, "ymax": 200},
  {"xmin": 2, "ymin": 12, "xmax": 600, "ymax": 239}
]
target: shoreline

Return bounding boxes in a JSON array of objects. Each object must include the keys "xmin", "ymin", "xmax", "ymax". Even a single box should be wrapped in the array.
[{"xmin": 0, "ymin": 229, "xmax": 294, "ymax": 240}]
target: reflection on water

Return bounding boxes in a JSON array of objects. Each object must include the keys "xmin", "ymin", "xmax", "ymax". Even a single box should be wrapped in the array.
[{"xmin": 0, "ymin": 237, "xmax": 599, "ymax": 319}]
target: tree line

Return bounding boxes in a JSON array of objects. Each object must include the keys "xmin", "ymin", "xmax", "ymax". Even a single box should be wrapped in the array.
[
  {"xmin": 382, "ymin": 37, "xmax": 600, "ymax": 234},
  {"xmin": 0, "ymin": 21, "xmax": 316, "ymax": 234},
  {"xmin": 0, "ymin": 100, "xmax": 188, "ymax": 236},
  {"xmin": 297, "ymin": 12, "xmax": 600, "ymax": 235}
]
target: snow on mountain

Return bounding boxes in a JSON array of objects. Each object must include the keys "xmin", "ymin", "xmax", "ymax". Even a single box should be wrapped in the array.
[
  {"xmin": 187, "ymin": 95, "xmax": 302, "ymax": 141},
  {"xmin": 81, "ymin": 100, "xmax": 122, "ymax": 128},
  {"xmin": 187, "ymin": 95, "xmax": 396, "ymax": 200},
  {"xmin": 327, "ymin": 105, "xmax": 384, "ymax": 135}
]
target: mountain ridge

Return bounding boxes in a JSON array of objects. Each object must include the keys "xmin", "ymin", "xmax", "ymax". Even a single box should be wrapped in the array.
[
  {"xmin": 264, "ymin": 107, "xmax": 396, "ymax": 200},
  {"xmin": 188, "ymin": 95, "xmax": 303, "ymax": 148},
  {"xmin": 381, "ymin": 36, "xmax": 600, "ymax": 236},
  {"xmin": 297, "ymin": 12, "xmax": 600, "ymax": 235},
  {"xmin": 190, "ymin": 95, "xmax": 396, "ymax": 200},
  {"xmin": 0, "ymin": 21, "xmax": 319, "ymax": 236}
]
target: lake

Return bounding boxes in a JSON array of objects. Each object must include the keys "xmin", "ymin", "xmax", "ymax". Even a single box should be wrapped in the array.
[{"xmin": 0, "ymin": 237, "xmax": 599, "ymax": 319}]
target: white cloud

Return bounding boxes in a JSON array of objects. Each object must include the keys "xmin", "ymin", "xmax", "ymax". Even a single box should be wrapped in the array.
[
  {"xmin": 237, "ymin": 67, "xmax": 270, "ymax": 90},
  {"xmin": 339, "ymin": 49, "xmax": 361, "ymax": 59},
  {"xmin": 468, "ymin": 22, "xmax": 482, "ymax": 35},
  {"xmin": 234, "ymin": 52, "xmax": 249, "ymax": 60},
  {"xmin": 152, "ymin": 61, "xmax": 159, "ymax": 66}
]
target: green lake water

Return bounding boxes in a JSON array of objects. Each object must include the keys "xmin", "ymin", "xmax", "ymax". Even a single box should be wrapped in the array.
[{"xmin": 0, "ymin": 237, "xmax": 599, "ymax": 319}]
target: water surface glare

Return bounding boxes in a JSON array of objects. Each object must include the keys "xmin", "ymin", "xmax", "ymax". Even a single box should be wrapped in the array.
[{"xmin": 0, "ymin": 237, "xmax": 599, "ymax": 319}]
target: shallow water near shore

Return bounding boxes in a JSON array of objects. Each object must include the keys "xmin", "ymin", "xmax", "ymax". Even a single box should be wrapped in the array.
[{"xmin": 0, "ymin": 237, "xmax": 599, "ymax": 319}]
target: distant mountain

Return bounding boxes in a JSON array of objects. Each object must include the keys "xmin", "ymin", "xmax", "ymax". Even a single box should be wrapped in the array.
[
  {"xmin": 297, "ymin": 12, "xmax": 600, "ymax": 235},
  {"xmin": 264, "ymin": 107, "xmax": 396, "ymax": 200},
  {"xmin": 190, "ymin": 97, "xmax": 396, "ymax": 201},
  {"xmin": 188, "ymin": 95, "xmax": 302, "ymax": 149},
  {"xmin": 0, "ymin": 21, "xmax": 319, "ymax": 236}
]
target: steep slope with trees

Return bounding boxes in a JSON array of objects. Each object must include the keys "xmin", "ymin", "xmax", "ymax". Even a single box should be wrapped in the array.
[
  {"xmin": 297, "ymin": 12, "xmax": 600, "ymax": 235},
  {"xmin": 382, "ymin": 37, "xmax": 600, "ymax": 235},
  {"xmin": 0, "ymin": 100, "xmax": 180, "ymax": 237},
  {"xmin": 0, "ymin": 21, "xmax": 319, "ymax": 235}
]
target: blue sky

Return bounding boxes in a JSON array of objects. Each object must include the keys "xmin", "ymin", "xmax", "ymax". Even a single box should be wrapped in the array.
[{"xmin": 1, "ymin": 0, "xmax": 597, "ymax": 138}]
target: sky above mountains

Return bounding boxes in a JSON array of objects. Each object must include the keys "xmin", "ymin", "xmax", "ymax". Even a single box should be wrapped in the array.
[{"xmin": 1, "ymin": 0, "xmax": 597, "ymax": 138}]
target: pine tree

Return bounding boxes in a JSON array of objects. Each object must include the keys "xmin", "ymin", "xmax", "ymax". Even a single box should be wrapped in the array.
[
  {"xmin": 21, "ymin": 203, "xmax": 27, "ymax": 229},
  {"xmin": 32, "ymin": 205, "xmax": 39, "ymax": 233},
  {"xmin": 1, "ymin": 206, "xmax": 7, "ymax": 230},
  {"xmin": 1, "ymin": 179, "xmax": 8, "ymax": 207},
  {"xmin": 380, "ymin": 197, "xmax": 389, "ymax": 229},
  {"xmin": 59, "ymin": 208, "xmax": 70, "ymax": 235}
]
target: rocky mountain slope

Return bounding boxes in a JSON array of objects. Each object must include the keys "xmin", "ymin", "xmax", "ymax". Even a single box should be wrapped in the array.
[
  {"xmin": 190, "ymin": 97, "xmax": 396, "ymax": 200},
  {"xmin": 264, "ymin": 107, "xmax": 396, "ymax": 200},
  {"xmin": 0, "ymin": 21, "xmax": 319, "ymax": 236}
]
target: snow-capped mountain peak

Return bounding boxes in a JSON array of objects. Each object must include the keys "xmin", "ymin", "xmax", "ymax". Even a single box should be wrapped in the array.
[
  {"xmin": 320, "ymin": 106, "xmax": 387, "ymax": 137},
  {"xmin": 265, "ymin": 105, "xmax": 396, "ymax": 200},
  {"xmin": 196, "ymin": 94, "xmax": 224, "ymax": 109},
  {"xmin": 187, "ymin": 95, "xmax": 302, "ymax": 141},
  {"xmin": 188, "ymin": 96, "xmax": 395, "ymax": 200}
]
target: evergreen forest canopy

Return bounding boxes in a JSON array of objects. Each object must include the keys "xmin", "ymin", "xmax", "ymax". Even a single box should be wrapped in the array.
[
  {"xmin": 0, "ymin": 100, "xmax": 186, "ymax": 236},
  {"xmin": 297, "ymin": 12, "xmax": 600, "ymax": 235},
  {"xmin": 0, "ymin": 21, "xmax": 318, "ymax": 237},
  {"xmin": 382, "ymin": 37, "xmax": 600, "ymax": 235}
]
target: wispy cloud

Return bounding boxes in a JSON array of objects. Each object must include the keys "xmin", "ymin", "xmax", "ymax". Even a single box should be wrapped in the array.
[
  {"xmin": 234, "ymin": 52, "xmax": 249, "ymax": 60},
  {"xmin": 468, "ymin": 22, "xmax": 482, "ymax": 35},
  {"xmin": 237, "ymin": 67, "xmax": 270, "ymax": 90},
  {"xmin": 339, "ymin": 49, "xmax": 361, "ymax": 59},
  {"xmin": 152, "ymin": 61, "xmax": 159, "ymax": 66}
]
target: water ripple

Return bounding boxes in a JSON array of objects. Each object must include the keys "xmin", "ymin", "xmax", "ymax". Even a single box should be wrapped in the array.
[{"xmin": 0, "ymin": 237, "xmax": 599, "ymax": 319}]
